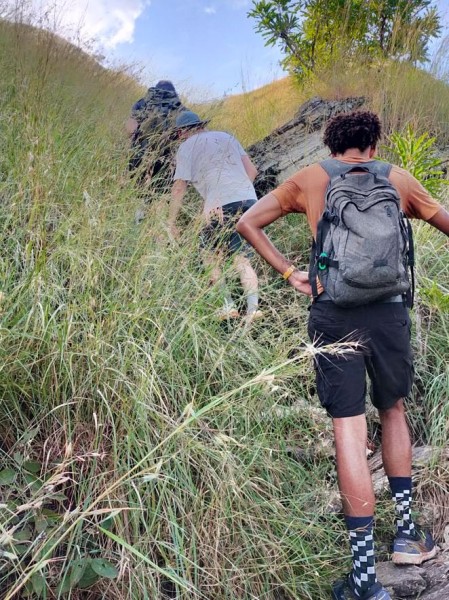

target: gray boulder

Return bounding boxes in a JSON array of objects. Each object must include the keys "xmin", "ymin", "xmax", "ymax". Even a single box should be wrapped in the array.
[
  {"xmin": 247, "ymin": 96, "xmax": 365, "ymax": 196},
  {"xmin": 377, "ymin": 553, "xmax": 449, "ymax": 598}
]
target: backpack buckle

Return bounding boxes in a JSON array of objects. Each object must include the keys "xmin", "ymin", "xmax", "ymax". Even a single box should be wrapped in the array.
[{"xmin": 317, "ymin": 252, "xmax": 329, "ymax": 270}]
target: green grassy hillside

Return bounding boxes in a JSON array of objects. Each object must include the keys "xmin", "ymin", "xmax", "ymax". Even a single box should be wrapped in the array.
[{"xmin": 0, "ymin": 17, "xmax": 448, "ymax": 600}]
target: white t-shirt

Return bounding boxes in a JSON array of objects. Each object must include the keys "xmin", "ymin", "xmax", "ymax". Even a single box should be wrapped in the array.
[{"xmin": 173, "ymin": 131, "xmax": 257, "ymax": 214}]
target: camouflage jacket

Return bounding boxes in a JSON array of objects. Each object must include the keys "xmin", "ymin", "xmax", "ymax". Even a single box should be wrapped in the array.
[{"xmin": 131, "ymin": 88, "xmax": 186, "ymax": 142}]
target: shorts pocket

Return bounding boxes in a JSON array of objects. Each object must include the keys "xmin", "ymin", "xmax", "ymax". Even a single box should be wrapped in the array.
[{"xmin": 308, "ymin": 307, "xmax": 347, "ymax": 345}]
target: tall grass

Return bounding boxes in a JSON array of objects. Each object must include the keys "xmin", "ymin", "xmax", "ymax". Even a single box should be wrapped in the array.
[
  {"xmin": 206, "ymin": 78, "xmax": 305, "ymax": 147},
  {"xmin": 309, "ymin": 33, "xmax": 449, "ymax": 141},
  {"xmin": 0, "ymin": 9, "xmax": 448, "ymax": 600},
  {"xmin": 0, "ymin": 15, "xmax": 339, "ymax": 600}
]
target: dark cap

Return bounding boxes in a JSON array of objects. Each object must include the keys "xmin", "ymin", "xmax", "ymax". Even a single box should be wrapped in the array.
[
  {"xmin": 155, "ymin": 80, "xmax": 176, "ymax": 93},
  {"xmin": 175, "ymin": 110, "xmax": 209, "ymax": 129}
]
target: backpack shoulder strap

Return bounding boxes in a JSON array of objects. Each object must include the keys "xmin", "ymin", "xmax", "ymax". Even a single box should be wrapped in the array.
[
  {"xmin": 320, "ymin": 159, "xmax": 354, "ymax": 180},
  {"xmin": 320, "ymin": 159, "xmax": 393, "ymax": 181},
  {"xmin": 365, "ymin": 160, "xmax": 392, "ymax": 178}
]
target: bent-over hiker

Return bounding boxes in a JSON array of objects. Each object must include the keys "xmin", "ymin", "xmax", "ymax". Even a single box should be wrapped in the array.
[
  {"xmin": 126, "ymin": 80, "xmax": 187, "ymax": 197},
  {"xmin": 236, "ymin": 110, "xmax": 449, "ymax": 600},
  {"xmin": 169, "ymin": 110, "xmax": 262, "ymax": 322}
]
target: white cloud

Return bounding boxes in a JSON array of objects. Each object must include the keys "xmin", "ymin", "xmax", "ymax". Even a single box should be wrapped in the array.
[
  {"xmin": 204, "ymin": 6, "xmax": 216, "ymax": 14},
  {"xmin": 1, "ymin": 0, "xmax": 150, "ymax": 49}
]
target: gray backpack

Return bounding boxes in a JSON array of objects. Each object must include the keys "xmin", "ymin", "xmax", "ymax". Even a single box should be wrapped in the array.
[{"xmin": 309, "ymin": 159, "xmax": 414, "ymax": 307}]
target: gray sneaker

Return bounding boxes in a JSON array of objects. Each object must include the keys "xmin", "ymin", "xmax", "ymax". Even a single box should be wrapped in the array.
[
  {"xmin": 332, "ymin": 575, "xmax": 391, "ymax": 600},
  {"xmin": 392, "ymin": 526, "xmax": 437, "ymax": 565}
]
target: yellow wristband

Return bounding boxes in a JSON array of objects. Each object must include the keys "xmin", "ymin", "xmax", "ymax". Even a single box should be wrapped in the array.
[{"xmin": 282, "ymin": 265, "xmax": 296, "ymax": 280}]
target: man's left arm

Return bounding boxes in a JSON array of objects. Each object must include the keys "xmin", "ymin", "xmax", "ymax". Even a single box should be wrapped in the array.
[
  {"xmin": 427, "ymin": 207, "xmax": 449, "ymax": 236},
  {"xmin": 169, "ymin": 179, "xmax": 188, "ymax": 238}
]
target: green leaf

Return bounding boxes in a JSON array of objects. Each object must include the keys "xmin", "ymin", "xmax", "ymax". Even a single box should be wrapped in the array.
[
  {"xmin": 77, "ymin": 564, "xmax": 100, "ymax": 589},
  {"xmin": 47, "ymin": 492, "xmax": 68, "ymax": 503},
  {"xmin": 0, "ymin": 469, "xmax": 17, "ymax": 485},
  {"xmin": 421, "ymin": 281, "xmax": 449, "ymax": 311},
  {"xmin": 21, "ymin": 580, "xmax": 34, "ymax": 598},
  {"xmin": 24, "ymin": 472, "xmax": 41, "ymax": 492},
  {"xmin": 31, "ymin": 572, "xmax": 46, "ymax": 596},
  {"xmin": 91, "ymin": 558, "xmax": 118, "ymax": 579},
  {"xmin": 35, "ymin": 538, "xmax": 55, "ymax": 561},
  {"xmin": 384, "ymin": 126, "xmax": 448, "ymax": 197},
  {"xmin": 41, "ymin": 508, "xmax": 62, "ymax": 521},
  {"xmin": 98, "ymin": 526, "xmax": 191, "ymax": 591},
  {"xmin": 23, "ymin": 460, "xmax": 42, "ymax": 474},
  {"xmin": 14, "ymin": 527, "xmax": 33, "ymax": 541},
  {"xmin": 13, "ymin": 544, "xmax": 28, "ymax": 556},
  {"xmin": 69, "ymin": 559, "xmax": 87, "ymax": 586},
  {"xmin": 100, "ymin": 516, "xmax": 113, "ymax": 531}
]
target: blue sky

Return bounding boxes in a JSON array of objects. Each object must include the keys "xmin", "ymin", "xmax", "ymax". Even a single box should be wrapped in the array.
[
  {"xmin": 2, "ymin": 0, "xmax": 448, "ymax": 100},
  {"xmin": 113, "ymin": 0, "xmax": 285, "ymax": 99}
]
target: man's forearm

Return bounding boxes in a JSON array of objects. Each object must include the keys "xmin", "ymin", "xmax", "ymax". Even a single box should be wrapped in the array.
[
  {"xmin": 169, "ymin": 180, "xmax": 187, "ymax": 227},
  {"xmin": 237, "ymin": 193, "xmax": 292, "ymax": 274},
  {"xmin": 237, "ymin": 193, "xmax": 312, "ymax": 295},
  {"xmin": 238, "ymin": 220, "xmax": 292, "ymax": 275},
  {"xmin": 428, "ymin": 207, "xmax": 449, "ymax": 237},
  {"xmin": 237, "ymin": 217, "xmax": 311, "ymax": 295}
]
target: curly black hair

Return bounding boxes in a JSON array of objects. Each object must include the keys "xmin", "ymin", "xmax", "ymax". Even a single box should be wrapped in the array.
[{"xmin": 323, "ymin": 111, "xmax": 382, "ymax": 155}]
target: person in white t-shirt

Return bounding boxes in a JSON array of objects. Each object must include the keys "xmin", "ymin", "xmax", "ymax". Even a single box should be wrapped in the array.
[{"xmin": 169, "ymin": 111, "xmax": 262, "ymax": 321}]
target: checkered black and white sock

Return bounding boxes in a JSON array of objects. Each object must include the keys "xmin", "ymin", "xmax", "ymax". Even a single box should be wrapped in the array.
[
  {"xmin": 389, "ymin": 476, "xmax": 416, "ymax": 537},
  {"xmin": 345, "ymin": 517, "xmax": 377, "ymax": 598}
]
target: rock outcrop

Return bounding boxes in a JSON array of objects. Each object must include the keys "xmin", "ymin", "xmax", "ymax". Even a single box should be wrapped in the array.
[{"xmin": 248, "ymin": 96, "xmax": 365, "ymax": 196}]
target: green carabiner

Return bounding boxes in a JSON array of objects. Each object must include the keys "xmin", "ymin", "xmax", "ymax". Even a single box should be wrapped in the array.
[{"xmin": 318, "ymin": 252, "xmax": 328, "ymax": 271}]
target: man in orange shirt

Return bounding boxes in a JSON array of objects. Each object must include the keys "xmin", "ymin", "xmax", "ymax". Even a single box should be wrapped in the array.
[{"xmin": 237, "ymin": 111, "xmax": 449, "ymax": 600}]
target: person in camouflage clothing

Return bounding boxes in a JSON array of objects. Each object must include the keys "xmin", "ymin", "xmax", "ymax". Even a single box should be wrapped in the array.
[{"xmin": 126, "ymin": 80, "xmax": 187, "ymax": 196}]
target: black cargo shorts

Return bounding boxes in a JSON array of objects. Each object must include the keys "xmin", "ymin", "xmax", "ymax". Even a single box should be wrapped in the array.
[
  {"xmin": 307, "ymin": 299, "xmax": 414, "ymax": 418},
  {"xmin": 199, "ymin": 200, "xmax": 256, "ymax": 258}
]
